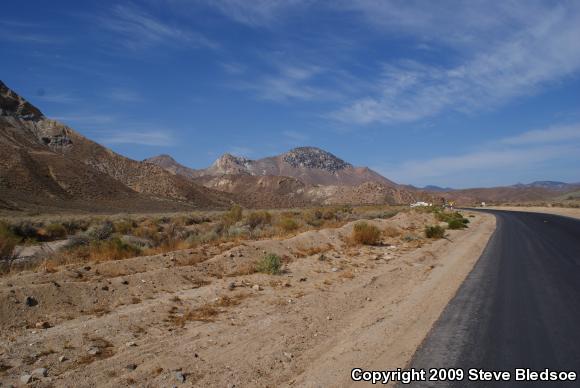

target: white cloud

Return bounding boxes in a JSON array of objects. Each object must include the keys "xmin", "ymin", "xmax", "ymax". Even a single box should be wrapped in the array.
[
  {"xmin": 205, "ymin": 0, "xmax": 308, "ymax": 26},
  {"xmin": 333, "ymin": 3, "xmax": 580, "ymax": 124},
  {"xmin": 99, "ymin": 130, "xmax": 175, "ymax": 146},
  {"xmin": 101, "ymin": 3, "xmax": 218, "ymax": 50},
  {"xmin": 501, "ymin": 124, "xmax": 580, "ymax": 145}
]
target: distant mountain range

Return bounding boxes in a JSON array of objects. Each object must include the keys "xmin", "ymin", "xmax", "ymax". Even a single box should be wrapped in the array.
[{"xmin": 1, "ymin": 79, "xmax": 578, "ymax": 213}]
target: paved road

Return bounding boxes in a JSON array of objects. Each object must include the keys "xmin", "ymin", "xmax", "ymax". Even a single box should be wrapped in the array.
[{"xmin": 405, "ymin": 210, "xmax": 580, "ymax": 387}]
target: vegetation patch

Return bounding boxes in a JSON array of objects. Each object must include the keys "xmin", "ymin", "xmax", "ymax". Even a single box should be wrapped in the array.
[
  {"xmin": 425, "ymin": 225, "xmax": 445, "ymax": 239},
  {"xmin": 352, "ymin": 222, "xmax": 382, "ymax": 245},
  {"xmin": 256, "ymin": 253, "xmax": 282, "ymax": 275}
]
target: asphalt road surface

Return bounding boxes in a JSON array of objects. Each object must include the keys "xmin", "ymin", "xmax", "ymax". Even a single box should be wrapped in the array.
[{"xmin": 404, "ymin": 210, "xmax": 580, "ymax": 387}]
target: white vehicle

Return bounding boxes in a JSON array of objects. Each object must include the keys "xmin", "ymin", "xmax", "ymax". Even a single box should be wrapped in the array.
[{"xmin": 410, "ymin": 201, "xmax": 431, "ymax": 208}]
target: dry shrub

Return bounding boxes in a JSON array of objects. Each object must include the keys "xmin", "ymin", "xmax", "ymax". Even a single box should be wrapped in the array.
[
  {"xmin": 113, "ymin": 219, "xmax": 135, "ymax": 234},
  {"xmin": 425, "ymin": 225, "xmax": 445, "ymax": 239},
  {"xmin": 90, "ymin": 238, "xmax": 142, "ymax": 263},
  {"xmin": 278, "ymin": 218, "xmax": 299, "ymax": 233},
  {"xmin": 172, "ymin": 305, "xmax": 219, "ymax": 326},
  {"xmin": 0, "ymin": 222, "xmax": 18, "ymax": 261},
  {"xmin": 42, "ymin": 223, "xmax": 67, "ymax": 240},
  {"xmin": 223, "ymin": 204, "xmax": 243, "ymax": 226},
  {"xmin": 134, "ymin": 221, "xmax": 160, "ymax": 241},
  {"xmin": 298, "ymin": 244, "xmax": 333, "ymax": 257},
  {"xmin": 232, "ymin": 260, "xmax": 257, "ymax": 276},
  {"xmin": 256, "ymin": 253, "xmax": 282, "ymax": 274},
  {"xmin": 246, "ymin": 211, "xmax": 272, "ymax": 229},
  {"xmin": 352, "ymin": 222, "xmax": 381, "ymax": 245}
]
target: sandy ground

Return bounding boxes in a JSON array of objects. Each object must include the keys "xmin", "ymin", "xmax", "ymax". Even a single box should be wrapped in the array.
[
  {"xmin": 488, "ymin": 206, "xmax": 580, "ymax": 220},
  {"xmin": 0, "ymin": 211, "xmax": 495, "ymax": 387}
]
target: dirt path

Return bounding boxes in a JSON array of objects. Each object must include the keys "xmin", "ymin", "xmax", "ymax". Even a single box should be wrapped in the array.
[{"xmin": 0, "ymin": 211, "xmax": 495, "ymax": 387}]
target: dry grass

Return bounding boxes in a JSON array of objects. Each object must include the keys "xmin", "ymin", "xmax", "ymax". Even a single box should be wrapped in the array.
[
  {"xmin": 351, "ymin": 222, "xmax": 382, "ymax": 245},
  {"xmin": 168, "ymin": 293, "xmax": 249, "ymax": 327},
  {"xmin": 383, "ymin": 226, "xmax": 401, "ymax": 238}
]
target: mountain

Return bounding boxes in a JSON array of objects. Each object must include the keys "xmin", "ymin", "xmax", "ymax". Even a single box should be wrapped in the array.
[
  {"xmin": 0, "ymin": 80, "xmax": 230, "ymax": 212},
  {"xmin": 149, "ymin": 146, "xmax": 397, "ymax": 187},
  {"xmin": 511, "ymin": 181, "xmax": 578, "ymax": 190},
  {"xmin": 422, "ymin": 185, "xmax": 454, "ymax": 192},
  {"xmin": 145, "ymin": 147, "xmax": 430, "ymax": 207}
]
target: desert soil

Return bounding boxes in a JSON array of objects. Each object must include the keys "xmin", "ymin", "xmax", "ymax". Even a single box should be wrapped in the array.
[
  {"xmin": 488, "ymin": 206, "xmax": 580, "ymax": 220},
  {"xmin": 0, "ymin": 211, "xmax": 495, "ymax": 387}
]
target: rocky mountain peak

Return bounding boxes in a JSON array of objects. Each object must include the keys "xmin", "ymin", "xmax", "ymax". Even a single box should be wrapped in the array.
[
  {"xmin": 211, "ymin": 153, "xmax": 254, "ymax": 174},
  {"xmin": 0, "ymin": 80, "xmax": 45, "ymax": 121},
  {"xmin": 282, "ymin": 146, "xmax": 352, "ymax": 172}
]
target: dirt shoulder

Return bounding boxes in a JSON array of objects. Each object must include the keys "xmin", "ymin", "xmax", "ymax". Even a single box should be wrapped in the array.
[
  {"xmin": 0, "ymin": 211, "xmax": 495, "ymax": 387},
  {"xmin": 488, "ymin": 206, "xmax": 580, "ymax": 220}
]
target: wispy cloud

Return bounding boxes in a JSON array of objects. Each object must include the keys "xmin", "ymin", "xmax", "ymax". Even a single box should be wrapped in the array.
[
  {"xmin": 100, "ymin": 3, "xmax": 218, "ymax": 50},
  {"xmin": 501, "ymin": 124, "xmax": 580, "ymax": 145},
  {"xmin": 332, "ymin": 3, "xmax": 580, "ymax": 125},
  {"xmin": 98, "ymin": 129, "xmax": 175, "ymax": 146},
  {"xmin": 283, "ymin": 130, "xmax": 308, "ymax": 142},
  {"xmin": 205, "ymin": 0, "xmax": 308, "ymax": 26},
  {"xmin": 231, "ymin": 62, "xmax": 342, "ymax": 102}
]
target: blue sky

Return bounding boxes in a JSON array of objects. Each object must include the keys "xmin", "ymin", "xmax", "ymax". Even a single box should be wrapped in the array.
[{"xmin": 2, "ymin": 1, "xmax": 580, "ymax": 188}]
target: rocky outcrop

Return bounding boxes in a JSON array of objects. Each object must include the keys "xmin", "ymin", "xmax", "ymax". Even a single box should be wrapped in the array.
[{"xmin": 282, "ymin": 147, "xmax": 351, "ymax": 172}]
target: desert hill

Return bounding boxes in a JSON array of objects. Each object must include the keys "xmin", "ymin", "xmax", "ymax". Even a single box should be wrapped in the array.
[{"xmin": 0, "ymin": 80, "xmax": 231, "ymax": 212}]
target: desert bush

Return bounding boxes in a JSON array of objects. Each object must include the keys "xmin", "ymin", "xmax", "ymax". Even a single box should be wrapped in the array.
[
  {"xmin": 64, "ymin": 235, "xmax": 90, "ymax": 249},
  {"xmin": 223, "ymin": 204, "xmax": 243, "ymax": 226},
  {"xmin": 114, "ymin": 220, "xmax": 135, "ymax": 235},
  {"xmin": 61, "ymin": 219, "xmax": 90, "ymax": 234},
  {"xmin": 278, "ymin": 217, "xmax": 299, "ymax": 233},
  {"xmin": 245, "ymin": 211, "xmax": 272, "ymax": 229},
  {"xmin": 304, "ymin": 209, "xmax": 324, "ymax": 227},
  {"xmin": 133, "ymin": 221, "xmax": 161, "ymax": 241},
  {"xmin": 0, "ymin": 222, "xmax": 19, "ymax": 260},
  {"xmin": 90, "ymin": 237, "xmax": 142, "ymax": 262},
  {"xmin": 448, "ymin": 219, "xmax": 467, "ymax": 230},
  {"xmin": 9, "ymin": 221, "xmax": 39, "ymax": 240},
  {"xmin": 86, "ymin": 221, "xmax": 114, "ymax": 241},
  {"xmin": 43, "ymin": 223, "xmax": 67, "ymax": 240},
  {"xmin": 425, "ymin": 225, "xmax": 445, "ymax": 239},
  {"xmin": 256, "ymin": 253, "xmax": 282, "ymax": 275},
  {"xmin": 352, "ymin": 222, "xmax": 381, "ymax": 245}
]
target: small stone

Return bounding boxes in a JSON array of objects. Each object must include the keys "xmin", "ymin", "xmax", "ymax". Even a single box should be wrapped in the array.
[
  {"xmin": 252, "ymin": 284, "xmax": 262, "ymax": 291},
  {"xmin": 229, "ymin": 253, "xmax": 235, "ymax": 258},
  {"xmin": 126, "ymin": 341, "xmax": 137, "ymax": 347},
  {"xmin": 283, "ymin": 281, "xmax": 291, "ymax": 287},
  {"xmin": 84, "ymin": 266, "xmax": 92, "ymax": 271},
  {"xmin": 326, "ymin": 316, "xmax": 332, "ymax": 320},
  {"xmin": 299, "ymin": 277, "xmax": 307, "ymax": 282},
  {"xmin": 283, "ymin": 352, "xmax": 293, "ymax": 359},
  {"xmin": 31, "ymin": 367, "xmax": 48, "ymax": 378},
  {"xmin": 126, "ymin": 364, "xmax": 137, "ymax": 371},
  {"xmin": 35, "ymin": 321, "xmax": 50, "ymax": 329},
  {"xmin": 59, "ymin": 356, "xmax": 67, "ymax": 362},
  {"xmin": 25, "ymin": 297, "xmax": 38, "ymax": 307},
  {"xmin": 331, "ymin": 267, "xmax": 339, "ymax": 272},
  {"xmin": 175, "ymin": 371, "xmax": 186, "ymax": 383},
  {"xmin": 238, "ymin": 252, "xmax": 244, "ymax": 257},
  {"xmin": 101, "ymin": 285, "xmax": 109, "ymax": 291},
  {"xmin": 20, "ymin": 374, "xmax": 32, "ymax": 384},
  {"xmin": 87, "ymin": 347, "xmax": 101, "ymax": 356},
  {"xmin": 121, "ymin": 280, "xmax": 129, "ymax": 285},
  {"xmin": 366, "ymin": 297, "xmax": 372, "ymax": 302}
]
